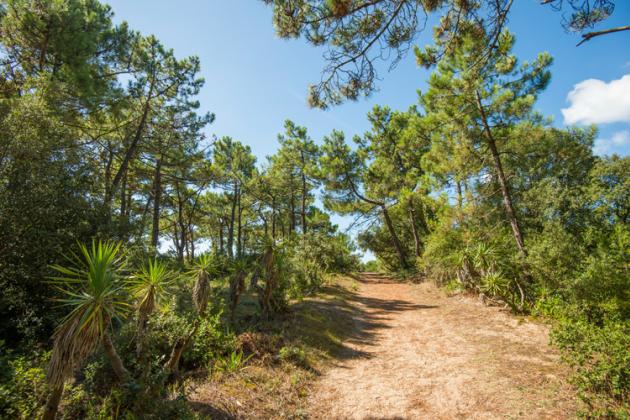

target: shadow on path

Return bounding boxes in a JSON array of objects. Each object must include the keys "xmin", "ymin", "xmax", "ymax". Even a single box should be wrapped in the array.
[{"xmin": 287, "ymin": 272, "xmax": 437, "ymax": 363}]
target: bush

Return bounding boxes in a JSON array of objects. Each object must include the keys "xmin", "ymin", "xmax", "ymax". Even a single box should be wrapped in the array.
[
  {"xmin": 549, "ymin": 309, "xmax": 629, "ymax": 417},
  {"xmin": 0, "ymin": 345, "xmax": 48, "ymax": 419},
  {"xmin": 535, "ymin": 224, "xmax": 630, "ymax": 417}
]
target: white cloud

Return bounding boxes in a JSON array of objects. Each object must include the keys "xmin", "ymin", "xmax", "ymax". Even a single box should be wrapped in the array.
[
  {"xmin": 562, "ymin": 75, "xmax": 630, "ymax": 125},
  {"xmin": 593, "ymin": 130, "xmax": 630, "ymax": 156}
]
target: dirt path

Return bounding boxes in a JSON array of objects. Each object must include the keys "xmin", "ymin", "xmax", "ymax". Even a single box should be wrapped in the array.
[{"xmin": 308, "ymin": 273, "xmax": 577, "ymax": 419}]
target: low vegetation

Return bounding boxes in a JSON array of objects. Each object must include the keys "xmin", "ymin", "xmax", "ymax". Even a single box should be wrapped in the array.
[{"xmin": 0, "ymin": 0, "xmax": 627, "ymax": 418}]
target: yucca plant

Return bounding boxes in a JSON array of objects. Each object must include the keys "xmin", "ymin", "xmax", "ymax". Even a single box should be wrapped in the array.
[
  {"xmin": 191, "ymin": 253, "xmax": 214, "ymax": 315},
  {"xmin": 165, "ymin": 253, "xmax": 215, "ymax": 376},
  {"xmin": 472, "ymin": 242, "xmax": 498, "ymax": 276},
  {"xmin": 259, "ymin": 241, "xmax": 276, "ymax": 317},
  {"xmin": 258, "ymin": 239, "xmax": 290, "ymax": 317},
  {"xmin": 480, "ymin": 271, "xmax": 510, "ymax": 298},
  {"xmin": 216, "ymin": 350, "xmax": 253, "ymax": 374},
  {"xmin": 129, "ymin": 258, "xmax": 176, "ymax": 359},
  {"xmin": 43, "ymin": 240, "xmax": 129, "ymax": 420}
]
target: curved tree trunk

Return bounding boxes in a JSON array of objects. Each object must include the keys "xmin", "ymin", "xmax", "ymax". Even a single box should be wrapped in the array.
[
  {"xmin": 381, "ymin": 205, "xmax": 409, "ymax": 269},
  {"xmin": 164, "ymin": 319, "xmax": 201, "ymax": 377},
  {"xmin": 102, "ymin": 332, "xmax": 129, "ymax": 382},
  {"xmin": 42, "ymin": 384, "xmax": 64, "ymax": 420},
  {"xmin": 408, "ymin": 198, "xmax": 422, "ymax": 257},
  {"xmin": 476, "ymin": 92, "xmax": 527, "ymax": 258}
]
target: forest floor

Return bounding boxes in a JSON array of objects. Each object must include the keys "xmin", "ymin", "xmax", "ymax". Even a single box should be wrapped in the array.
[{"xmin": 189, "ymin": 273, "xmax": 578, "ymax": 419}]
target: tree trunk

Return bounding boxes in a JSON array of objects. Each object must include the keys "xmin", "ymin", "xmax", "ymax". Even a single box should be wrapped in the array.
[
  {"xmin": 173, "ymin": 223, "xmax": 184, "ymax": 261},
  {"xmin": 271, "ymin": 197, "xmax": 276, "ymax": 239},
  {"xmin": 301, "ymin": 172, "xmax": 307, "ymax": 235},
  {"xmin": 120, "ymin": 170, "xmax": 127, "ymax": 220},
  {"xmin": 103, "ymin": 145, "xmax": 114, "ymax": 225},
  {"xmin": 42, "ymin": 384, "xmax": 64, "ymax": 420},
  {"xmin": 290, "ymin": 197, "xmax": 295, "ymax": 235},
  {"xmin": 219, "ymin": 222, "xmax": 224, "ymax": 255},
  {"xmin": 263, "ymin": 212, "xmax": 268, "ymax": 237},
  {"xmin": 102, "ymin": 332, "xmax": 129, "ymax": 382},
  {"xmin": 175, "ymin": 182, "xmax": 187, "ymax": 262},
  {"xmin": 151, "ymin": 157, "xmax": 162, "ymax": 249},
  {"xmin": 125, "ymin": 188, "xmax": 132, "ymax": 217},
  {"xmin": 227, "ymin": 182, "xmax": 237, "ymax": 258},
  {"xmin": 189, "ymin": 226, "xmax": 195, "ymax": 261},
  {"xmin": 138, "ymin": 194, "xmax": 152, "ymax": 243},
  {"xmin": 476, "ymin": 91, "xmax": 527, "ymax": 257},
  {"xmin": 164, "ymin": 319, "xmax": 200, "ymax": 377},
  {"xmin": 236, "ymin": 189, "xmax": 242, "ymax": 257},
  {"xmin": 289, "ymin": 176, "xmax": 296, "ymax": 235},
  {"xmin": 408, "ymin": 198, "xmax": 422, "ymax": 257},
  {"xmin": 109, "ymin": 79, "xmax": 155, "ymax": 200},
  {"xmin": 456, "ymin": 180, "xmax": 463, "ymax": 210},
  {"xmin": 382, "ymin": 205, "xmax": 409, "ymax": 269}
]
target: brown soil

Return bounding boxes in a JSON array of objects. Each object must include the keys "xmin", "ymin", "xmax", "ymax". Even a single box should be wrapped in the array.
[{"xmin": 307, "ymin": 273, "xmax": 577, "ymax": 419}]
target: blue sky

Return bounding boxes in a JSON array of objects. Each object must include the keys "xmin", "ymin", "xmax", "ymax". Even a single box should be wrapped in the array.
[{"xmin": 104, "ymin": 0, "xmax": 629, "ymax": 258}]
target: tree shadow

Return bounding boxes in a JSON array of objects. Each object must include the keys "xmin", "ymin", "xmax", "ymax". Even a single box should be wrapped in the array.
[
  {"xmin": 187, "ymin": 401, "xmax": 236, "ymax": 419},
  {"xmin": 285, "ymin": 275, "xmax": 437, "ymax": 363}
]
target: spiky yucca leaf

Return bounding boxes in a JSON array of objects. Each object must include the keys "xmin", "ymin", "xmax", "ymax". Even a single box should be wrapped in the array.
[
  {"xmin": 190, "ymin": 254, "xmax": 214, "ymax": 315},
  {"xmin": 47, "ymin": 240, "xmax": 128, "ymax": 387},
  {"xmin": 129, "ymin": 258, "xmax": 176, "ymax": 322},
  {"xmin": 480, "ymin": 271, "xmax": 510, "ymax": 297}
]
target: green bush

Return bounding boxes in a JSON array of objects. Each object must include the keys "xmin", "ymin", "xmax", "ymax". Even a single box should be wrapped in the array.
[
  {"xmin": 534, "ymin": 224, "xmax": 629, "ymax": 416},
  {"xmin": 549, "ymin": 310, "xmax": 629, "ymax": 417},
  {"xmin": 188, "ymin": 309, "xmax": 237, "ymax": 368},
  {"xmin": 0, "ymin": 345, "xmax": 48, "ymax": 419}
]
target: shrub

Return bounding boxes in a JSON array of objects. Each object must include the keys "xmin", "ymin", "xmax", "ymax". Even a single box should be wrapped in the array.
[{"xmin": 0, "ymin": 345, "xmax": 48, "ymax": 419}]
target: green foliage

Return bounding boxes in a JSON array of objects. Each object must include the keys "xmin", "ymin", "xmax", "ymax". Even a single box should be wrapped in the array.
[
  {"xmin": 47, "ymin": 240, "xmax": 129, "ymax": 387},
  {"xmin": 0, "ymin": 345, "xmax": 48, "ymax": 419},
  {"xmin": 188, "ymin": 310, "xmax": 236, "ymax": 368},
  {"xmin": 362, "ymin": 260, "xmax": 380, "ymax": 272},
  {"xmin": 130, "ymin": 258, "xmax": 177, "ymax": 322},
  {"xmin": 279, "ymin": 345, "xmax": 308, "ymax": 368},
  {"xmin": 1, "ymin": 0, "xmax": 627, "ymax": 417},
  {"xmin": 216, "ymin": 350, "xmax": 252, "ymax": 374},
  {"xmin": 552, "ymin": 315, "xmax": 629, "ymax": 415},
  {"xmin": 263, "ymin": 0, "xmax": 579, "ymax": 108}
]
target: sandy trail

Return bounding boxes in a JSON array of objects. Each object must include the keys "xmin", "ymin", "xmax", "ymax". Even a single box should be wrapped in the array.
[{"xmin": 308, "ymin": 273, "xmax": 576, "ymax": 419}]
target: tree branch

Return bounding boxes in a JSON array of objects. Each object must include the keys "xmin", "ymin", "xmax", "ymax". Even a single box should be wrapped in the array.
[{"xmin": 577, "ymin": 25, "xmax": 630, "ymax": 46}]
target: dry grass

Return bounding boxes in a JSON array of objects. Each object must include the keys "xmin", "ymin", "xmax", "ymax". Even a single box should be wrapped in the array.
[{"xmin": 186, "ymin": 275, "xmax": 362, "ymax": 419}]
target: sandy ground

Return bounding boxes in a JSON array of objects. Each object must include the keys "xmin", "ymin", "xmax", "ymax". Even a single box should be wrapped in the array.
[{"xmin": 307, "ymin": 273, "xmax": 577, "ymax": 419}]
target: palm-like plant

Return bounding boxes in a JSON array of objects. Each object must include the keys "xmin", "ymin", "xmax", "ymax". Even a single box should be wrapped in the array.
[
  {"xmin": 165, "ymin": 253, "xmax": 215, "ymax": 376},
  {"xmin": 258, "ymin": 241, "xmax": 274, "ymax": 315},
  {"xmin": 129, "ymin": 258, "xmax": 176, "ymax": 358},
  {"xmin": 191, "ymin": 253, "xmax": 214, "ymax": 315},
  {"xmin": 43, "ymin": 240, "xmax": 129, "ymax": 420}
]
